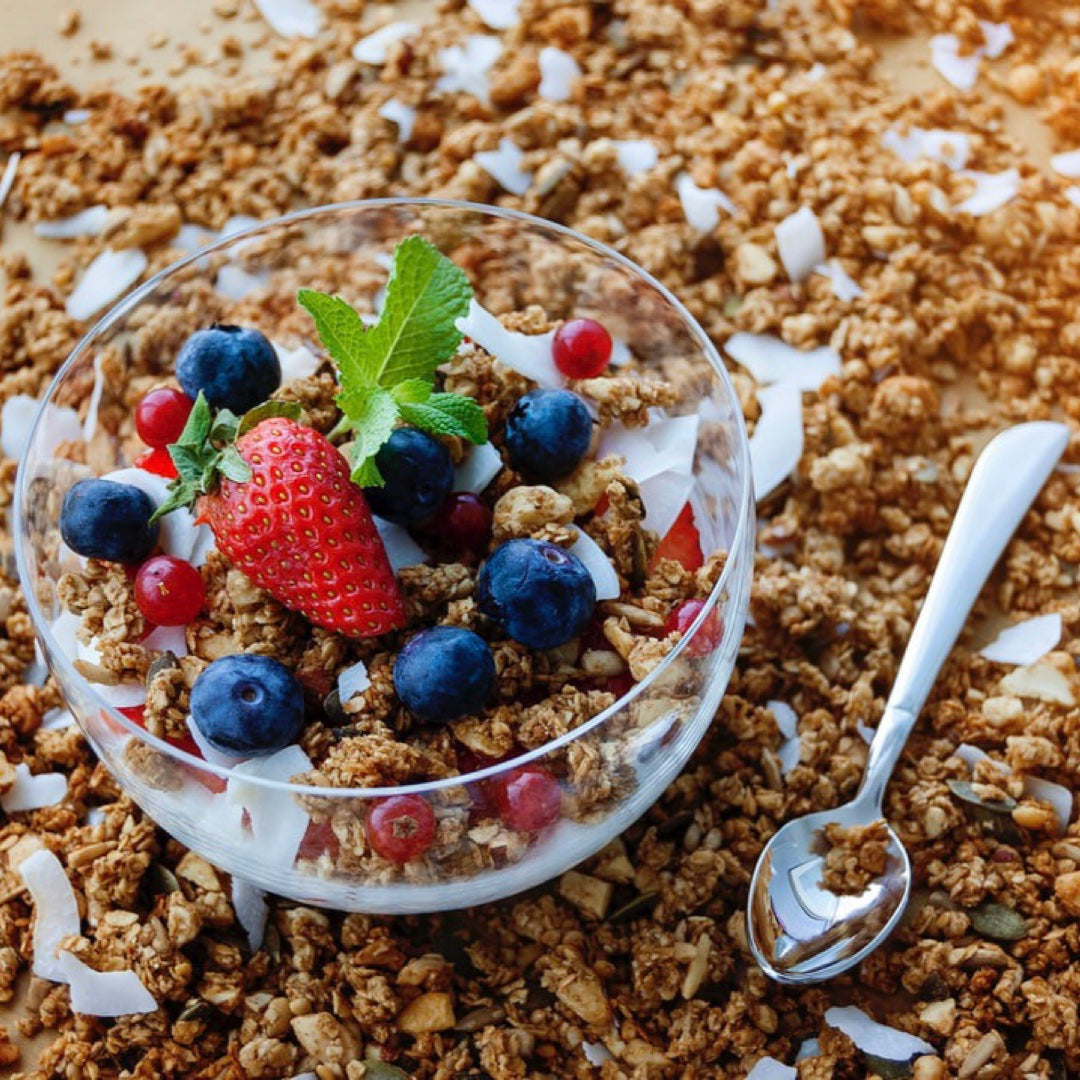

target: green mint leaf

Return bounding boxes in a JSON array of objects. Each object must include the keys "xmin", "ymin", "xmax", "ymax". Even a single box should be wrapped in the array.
[
  {"xmin": 297, "ymin": 289, "xmax": 368, "ymax": 380},
  {"xmin": 351, "ymin": 455, "xmax": 384, "ymax": 489},
  {"xmin": 237, "ymin": 399, "xmax": 303, "ymax": 438},
  {"xmin": 391, "ymin": 379, "xmax": 433, "ymax": 406},
  {"xmin": 401, "ymin": 393, "xmax": 488, "ymax": 444},
  {"xmin": 341, "ymin": 386, "xmax": 400, "ymax": 488},
  {"xmin": 219, "ymin": 446, "xmax": 253, "ymax": 483}
]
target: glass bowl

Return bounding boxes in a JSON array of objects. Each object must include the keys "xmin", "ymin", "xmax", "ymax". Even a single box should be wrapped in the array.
[{"xmin": 14, "ymin": 199, "xmax": 753, "ymax": 912}]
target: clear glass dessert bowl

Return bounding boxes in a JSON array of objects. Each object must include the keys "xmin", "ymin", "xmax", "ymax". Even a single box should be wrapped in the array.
[{"xmin": 15, "ymin": 199, "xmax": 753, "ymax": 912}]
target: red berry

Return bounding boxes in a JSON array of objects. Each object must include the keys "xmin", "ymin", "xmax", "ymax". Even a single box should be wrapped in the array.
[
  {"xmin": 600, "ymin": 671, "xmax": 636, "ymax": 698},
  {"xmin": 135, "ymin": 446, "xmax": 178, "ymax": 479},
  {"xmin": 649, "ymin": 503, "xmax": 703, "ymax": 572},
  {"xmin": 117, "ymin": 705, "xmax": 146, "ymax": 726},
  {"xmin": 366, "ymin": 794, "xmax": 436, "ymax": 863},
  {"xmin": 136, "ymin": 388, "xmax": 193, "ymax": 448},
  {"xmin": 489, "ymin": 766, "xmax": 562, "ymax": 832},
  {"xmin": 434, "ymin": 492, "xmax": 492, "ymax": 555},
  {"xmin": 553, "ymin": 318, "xmax": 613, "ymax": 379},
  {"xmin": 665, "ymin": 598, "xmax": 723, "ymax": 657},
  {"xmin": 134, "ymin": 556, "xmax": 205, "ymax": 626},
  {"xmin": 298, "ymin": 820, "xmax": 341, "ymax": 861}
]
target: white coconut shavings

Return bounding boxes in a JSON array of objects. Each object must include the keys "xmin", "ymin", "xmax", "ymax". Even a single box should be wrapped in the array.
[
  {"xmin": 750, "ymin": 383, "xmax": 803, "ymax": 501},
  {"xmin": 955, "ymin": 168, "xmax": 1021, "ymax": 216},
  {"xmin": 290, "ymin": 1074, "xmax": 319, "ymax": 1080},
  {"xmin": 253, "ymin": 0, "xmax": 321, "ymax": 38},
  {"xmin": 931, "ymin": 23, "xmax": 1012, "ymax": 91},
  {"xmin": 34, "ymin": 205, "xmax": 110, "ymax": 239},
  {"xmin": 378, "ymin": 98, "xmax": 417, "ymax": 143},
  {"xmin": 231, "ymin": 877, "xmax": 269, "ymax": 952},
  {"xmin": 456, "ymin": 300, "xmax": 561, "ymax": 387},
  {"xmin": 767, "ymin": 701, "xmax": 798, "ymax": 739},
  {"xmin": 980, "ymin": 613, "xmax": 1061, "ymax": 666},
  {"xmin": 1051, "ymin": 149, "xmax": 1080, "ymax": 178},
  {"xmin": 229, "ymin": 745, "xmax": 313, "ymax": 868},
  {"xmin": 83, "ymin": 352, "xmax": 106, "ymax": 441},
  {"xmin": 598, "ymin": 415, "xmax": 699, "ymax": 484},
  {"xmin": 813, "ymin": 260, "xmax": 864, "ymax": 301},
  {"xmin": 796, "ymin": 1038, "xmax": 821, "ymax": 1062},
  {"xmin": 726, "ymin": 333, "xmax": 841, "ymax": 392},
  {"xmin": 613, "ymin": 139, "xmax": 659, "ymax": 177},
  {"xmin": 172, "ymin": 223, "xmax": 216, "ymax": 253},
  {"xmin": 582, "ymin": 1042, "xmax": 614, "ymax": 1066},
  {"xmin": 215, "ymin": 264, "xmax": 269, "ymax": 301},
  {"xmin": 41, "ymin": 708, "xmax": 75, "ymax": 731},
  {"xmin": 610, "ymin": 337, "xmax": 632, "ymax": 367},
  {"xmin": 1023, "ymin": 776, "xmax": 1072, "ymax": 835},
  {"xmin": 468, "ymin": 0, "xmax": 520, "ymax": 29},
  {"xmin": 638, "ymin": 471, "xmax": 695, "ymax": 541},
  {"xmin": 857, "ymin": 721, "xmax": 876, "ymax": 745},
  {"xmin": 221, "ymin": 215, "xmax": 263, "ymax": 239},
  {"xmin": 436, "ymin": 36, "xmax": 502, "ymax": 103},
  {"xmin": 747, "ymin": 1058, "xmax": 797, "ymax": 1080},
  {"xmin": 882, "ymin": 127, "xmax": 970, "ymax": 171},
  {"xmin": 57, "ymin": 951, "xmax": 157, "ymax": 1017},
  {"xmin": 825, "ymin": 1006, "xmax": 935, "ymax": 1061},
  {"xmin": 85, "ymin": 807, "xmax": 107, "ymax": 826},
  {"xmin": 50, "ymin": 610, "xmax": 81, "ymax": 662},
  {"xmin": 353, "ymin": 21, "xmax": 418, "ymax": 64},
  {"xmin": 1000, "ymin": 661, "xmax": 1075, "ymax": 706},
  {"xmin": 2, "ymin": 765, "xmax": 67, "ymax": 812},
  {"xmin": 186, "ymin": 715, "xmax": 244, "ymax": 769},
  {"xmin": 19, "ymin": 849, "xmax": 81, "ymax": 982},
  {"xmin": 954, "ymin": 742, "xmax": 1009, "ymax": 774},
  {"xmin": 569, "ymin": 529, "xmax": 620, "ymax": 601},
  {"xmin": 979, "ymin": 20, "xmax": 1014, "ymax": 59},
  {"xmin": 373, "ymin": 516, "xmax": 428, "ymax": 572},
  {"xmin": 0, "ymin": 394, "xmax": 43, "ymax": 461},
  {"xmin": 775, "ymin": 207, "xmax": 825, "ymax": 283},
  {"xmin": 189, "ymin": 526, "xmax": 217, "ymax": 569},
  {"xmin": 0, "ymin": 152, "xmax": 20, "ymax": 212},
  {"xmin": 63, "ymin": 109, "xmax": 91, "ymax": 125},
  {"xmin": 1066, "ymin": 187, "xmax": 1080, "ymax": 208},
  {"xmin": 453, "ymin": 440, "xmax": 504, "ymax": 494},
  {"xmin": 475, "ymin": 138, "xmax": 533, "ymax": 196},
  {"xmin": 538, "ymin": 46, "xmax": 581, "ymax": 102},
  {"xmin": 676, "ymin": 173, "xmax": 736, "ymax": 233},
  {"xmin": 66, "ymin": 248, "xmax": 147, "ymax": 321},
  {"xmin": 100, "ymin": 468, "xmax": 203, "ymax": 564},
  {"xmin": 337, "ymin": 659, "xmax": 371, "ymax": 703},
  {"xmin": 273, "ymin": 341, "xmax": 321, "ymax": 383}
]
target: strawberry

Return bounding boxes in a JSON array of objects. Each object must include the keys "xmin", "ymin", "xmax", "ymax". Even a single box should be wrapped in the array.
[
  {"xmin": 154, "ymin": 395, "xmax": 405, "ymax": 639},
  {"xmin": 649, "ymin": 502, "xmax": 703, "ymax": 572}
]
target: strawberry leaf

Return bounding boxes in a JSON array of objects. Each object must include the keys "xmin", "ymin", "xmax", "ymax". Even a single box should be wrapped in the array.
[
  {"xmin": 401, "ymin": 393, "xmax": 488, "ymax": 443},
  {"xmin": 238, "ymin": 399, "xmax": 303, "ymax": 438},
  {"xmin": 219, "ymin": 446, "xmax": 253, "ymax": 483},
  {"xmin": 343, "ymin": 386, "xmax": 400, "ymax": 488}
]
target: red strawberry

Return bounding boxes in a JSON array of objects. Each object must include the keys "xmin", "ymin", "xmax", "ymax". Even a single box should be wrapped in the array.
[
  {"xmin": 649, "ymin": 502, "xmax": 703, "ymax": 572},
  {"xmin": 202, "ymin": 418, "xmax": 405, "ymax": 638}
]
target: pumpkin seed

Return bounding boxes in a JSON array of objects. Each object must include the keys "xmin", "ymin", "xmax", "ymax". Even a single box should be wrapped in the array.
[
  {"xmin": 455, "ymin": 1004, "xmax": 506, "ymax": 1033},
  {"xmin": 607, "ymin": 891, "xmax": 659, "ymax": 923},
  {"xmin": 177, "ymin": 999, "xmax": 213, "ymax": 1022},
  {"xmin": 360, "ymin": 1064, "xmax": 411, "ymax": 1080},
  {"xmin": 147, "ymin": 863, "xmax": 180, "ymax": 895},
  {"xmin": 971, "ymin": 901, "xmax": 1028, "ymax": 942},
  {"xmin": 863, "ymin": 1054, "xmax": 913, "ymax": 1079},
  {"xmin": 146, "ymin": 650, "xmax": 180, "ymax": 685},
  {"xmin": 946, "ymin": 779, "xmax": 1016, "ymax": 813}
]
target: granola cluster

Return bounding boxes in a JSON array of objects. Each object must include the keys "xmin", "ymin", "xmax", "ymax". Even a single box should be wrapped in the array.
[{"xmin": 1, "ymin": 0, "xmax": 1080, "ymax": 1076}]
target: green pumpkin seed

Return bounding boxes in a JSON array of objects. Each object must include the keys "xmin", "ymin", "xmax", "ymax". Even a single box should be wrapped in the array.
[{"xmin": 971, "ymin": 901, "xmax": 1028, "ymax": 942}]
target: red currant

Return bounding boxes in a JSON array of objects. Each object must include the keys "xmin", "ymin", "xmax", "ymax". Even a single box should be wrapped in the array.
[
  {"xmin": 489, "ymin": 766, "xmax": 562, "ymax": 832},
  {"xmin": 433, "ymin": 492, "xmax": 493, "ymax": 555},
  {"xmin": 553, "ymin": 318, "xmax": 613, "ymax": 379},
  {"xmin": 298, "ymin": 820, "xmax": 341, "ymax": 860},
  {"xmin": 135, "ymin": 446, "xmax": 179, "ymax": 479},
  {"xmin": 134, "ymin": 556, "xmax": 206, "ymax": 626},
  {"xmin": 649, "ymin": 502, "xmax": 703, "ymax": 572},
  {"xmin": 135, "ymin": 387, "xmax": 193, "ymax": 448},
  {"xmin": 665, "ymin": 598, "xmax": 723, "ymax": 657},
  {"xmin": 366, "ymin": 794, "xmax": 436, "ymax": 863}
]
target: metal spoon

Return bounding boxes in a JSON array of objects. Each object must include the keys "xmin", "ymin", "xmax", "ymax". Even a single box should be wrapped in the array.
[{"xmin": 747, "ymin": 421, "xmax": 1069, "ymax": 984}]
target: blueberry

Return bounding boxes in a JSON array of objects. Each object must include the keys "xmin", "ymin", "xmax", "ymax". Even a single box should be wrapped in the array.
[
  {"xmin": 393, "ymin": 627, "xmax": 496, "ymax": 724},
  {"xmin": 176, "ymin": 325, "xmax": 280, "ymax": 414},
  {"xmin": 59, "ymin": 479, "xmax": 159, "ymax": 564},
  {"xmin": 190, "ymin": 654, "xmax": 304, "ymax": 757},
  {"xmin": 476, "ymin": 539, "xmax": 596, "ymax": 650},
  {"xmin": 363, "ymin": 428, "xmax": 454, "ymax": 526},
  {"xmin": 504, "ymin": 389, "xmax": 592, "ymax": 483}
]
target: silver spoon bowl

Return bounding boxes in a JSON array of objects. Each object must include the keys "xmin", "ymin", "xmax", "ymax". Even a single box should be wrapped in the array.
[{"xmin": 748, "ymin": 422, "xmax": 1069, "ymax": 985}]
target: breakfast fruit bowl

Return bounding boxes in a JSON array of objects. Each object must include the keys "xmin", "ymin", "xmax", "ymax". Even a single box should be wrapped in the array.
[{"xmin": 15, "ymin": 199, "xmax": 753, "ymax": 911}]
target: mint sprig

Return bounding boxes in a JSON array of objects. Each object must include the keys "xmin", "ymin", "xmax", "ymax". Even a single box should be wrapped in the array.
[{"xmin": 298, "ymin": 236, "xmax": 487, "ymax": 486}]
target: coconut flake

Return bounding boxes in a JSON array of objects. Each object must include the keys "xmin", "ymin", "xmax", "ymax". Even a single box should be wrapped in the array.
[
  {"xmin": 726, "ymin": 333, "xmax": 841, "ymax": 392},
  {"xmin": 1051, "ymin": 149, "xmax": 1080, "ymax": 178},
  {"xmin": 881, "ymin": 127, "xmax": 970, "ymax": 171},
  {"xmin": 273, "ymin": 341, "xmax": 321, "ymax": 384},
  {"xmin": 34, "ymin": 205, "xmax": 110, "ymax": 239},
  {"xmin": 775, "ymin": 207, "xmax": 826, "ymax": 283},
  {"xmin": 221, "ymin": 215, "xmax": 262, "ymax": 239},
  {"xmin": 436, "ymin": 35, "xmax": 502, "ymax": 103},
  {"xmin": 57, "ymin": 951, "xmax": 157, "ymax": 1016},
  {"xmin": 954, "ymin": 742, "xmax": 1009, "ymax": 774},
  {"xmin": 63, "ymin": 109, "xmax": 90, "ymax": 125},
  {"xmin": 609, "ymin": 337, "xmax": 632, "ymax": 367},
  {"xmin": 980, "ymin": 613, "xmax": 1061, "ymax": 666},
  {"xmin": 1066, "ymin": 187, "xmax": 1080, "ymax": 209},
  {"xmin": 83, "ymin": 352, "xmax": 106, "ymax": 441},
  {"xmin": 338, "ymin": 659, "xmax": 371, "ymax": 703},
  {"xmin": 172, "ymin": 223, "xmax": 216, "ymax": 253},
  {"xmin": 215, "ymin": 264, "xmax": 268, "ymax": 301},
  {"xmin": 231, "ymin": 877, "xmax": 269, "ymax": 952},
  {"xmin": 253, "ymin": 0, "xmax": 321, "ymax": 38},
  {"xmin": 456, "ymin": 300, "xmax": 560, "ymax": 387},
  {"xmin": 19, "ymin": 849, "xmax": 81, "ymax": 982},
  {"xmin": 353, "ymin": 21, "xmax": 418, "ymax": 64},
  {"xmin": 190, "ymin": 526, "xmax": 217, "ymax": 569},
  {"xmin": 750, "ymin": 383, "xmax": 803, "ymax": 501},
  {"xmin": 676, "ymin": 173, "xmax": 736, "ymax": 233},
  {"xmin": 100, "ymin": 468, "xmax": 203, "ymax": 563},
  {"xmin": 825, "ymin": 1006, "xmax": 935, "ymax": 1061},
  {"xmin": 468, "ymin": 0, "xmax": 520, "ymax": 28},
  {"xmin": 598, "ymin": 415, "xmax": 699, "ymax": 484},
  {"xmin": 638, "ymin": 471, "xmax": 695, "ymax": 540},
  {"xmin": 747, "ymin": 1058, "xmax": 797, "ymax": 1080},
  {"xmin": 805, "ymin": 63, "xmax": 827, "ymax": 83},
  {"xmin": 930, "ymin": 34, "xmax": 981, "ymax": 91},
  {"xmin": 41, "ymin": 708, "xmax": 76, "ymax": 731},
  {"xmin": 475, "ymin": 138, "xmax": 533, "ymax": 196},
  {"xmin": 229, "ymin": 745, "xmax": 313, "ymax": 868},
  {"xmin": 378, "ymin": 98, "xmax": 417, "ymax": 143},
  {"xmin": 186, "ymin": 715, "xmax": 245, "ymax": 768},
  {"xmin": 813, "ymin": 260, "xmax": 864, "ymax": 301},
  {"xmin": 1000, "ymin": 661, "xmax": 1075, "ymax": 706},
  {"xmin": 955, "ymin": 168, "xmax": 1021, "ymax": 215},
  {"xmin": 582, "ymin": 1042, "xmax": 613, "ymax": 1066},
  {"xmin": 538, "ymin": 46, "xmax": 581, "ymax": 102},
  {"xmin": 453, "ymin": 440, "xmax": 504, "ymax": 493},
  {"xmin": 373, "ymin": 516, "xmax": 428, "ymax": 572},
  {"xmin": 569, "ymin": 529, "xmax": 620, "ymax": 601},
  {"xmin": 1, "ymin": 394, "xmax": 41, "ymax": 461},
  {"xmin": 979, "ymin": 20, "xmax": 1014, "ymax": 59},
  {"xmin": 66, "ymin": 248, "xmax": 147, "ymax": 321},
  {"xmin": 0, "ymin": 152, "xmax": 21, "ymax": 212},
  {"xmin": 767, "ymin": 701, "xmax": 798, "ymax": 739},
  {"xmin": 1023, "ymin": 776, "xmax": 1072, "ymax": 834},
  {"xmin": 613, "ymin": 140, "xmax": 658, "ymax": 177},
  {"xmin": 796, "ymin": 1038, "xmax": 821, "ymax": 1062},
  {"xmin": 85, "ymin": 807, "xmax": 107, "ymax": 826},
  {"xmin": 2, "ymin": 765, "xmax": 67, "ymax": 812}
]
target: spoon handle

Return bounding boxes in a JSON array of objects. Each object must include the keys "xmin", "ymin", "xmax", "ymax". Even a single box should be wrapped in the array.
[{"xmin": 858, "ymin": 422, "xmax": 1069, "ymax": 810}]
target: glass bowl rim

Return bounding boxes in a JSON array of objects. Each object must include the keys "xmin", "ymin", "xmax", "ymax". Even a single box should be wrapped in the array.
[{"xmin": 14, "ymin": 196, "xmax": 754, "ymax": 799}]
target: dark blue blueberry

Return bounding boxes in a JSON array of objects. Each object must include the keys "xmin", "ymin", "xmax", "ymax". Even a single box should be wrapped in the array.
[
  {"xmin": 364, "ymin": 428, "xmax": 454, "ymax": 526},
  {"xmin": 59, "ymin": 479, "xmax": 159, "ymax": 564},
  {"xmin": 190, "ymin": 654, "xmax": 305, "ymax": 757},
  {"xmin": 504, "ymin": 389, "xmax": 592, "ymax": 483},
  {"xmin": 176, "ymin": 325, "xmax": 280, "ymax": 414},
  {"xmin": 393, "ymin": 626, "xmax": 496, "ymax": 724},
  {"xmin": 476, "ymin": 538, "xmax": 596, "ymax": 651}
]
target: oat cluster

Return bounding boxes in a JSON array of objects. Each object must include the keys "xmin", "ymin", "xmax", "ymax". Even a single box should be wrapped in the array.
[{"xmin": 2, "ymin": 0, "xmax": 1080, "ymax": 1076}]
